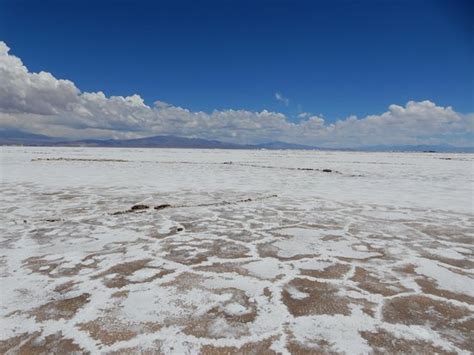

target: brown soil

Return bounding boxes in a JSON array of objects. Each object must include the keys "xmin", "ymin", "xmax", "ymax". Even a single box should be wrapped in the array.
[
  {"xmin": 0, "ymin": 332, "xmax": 87, "ymax": 354},
  {"xmin": 300, "ymin": 263, "xmax": 350, "ymax": 279},
  {"xmin": 183, "ymin": 288, "xmax": 257, "ymax": 339},
  {"xmin": 382, "ymin": 295, "xmax": 473, "ymax": 351},
  {"xmin": 200, "ymin": 337, "xmax": 277, "ymax": 354},
  {"xmin": 383, "ymin": 295, "xmax": 468, "ymax": 326},
  {"xmin": 360, "ymin": 329, "xmax": 456, "ymax": 354},
  {"xmin": 416, "ymin": 277, "xmax": 474, "ymax": 304},
  {"xmin": 282, "ymin": 278, "xmax": 350, "ymax": 317},
  {"xmin": 286, "ymin": 336, "xmax": 337, "ymax": 355},
  {"xmin": 91, "ymin": 258, "xmax": 173, "ymax": 288},
  {"xmin": 79, "ymin": 318, "xmax": 162, "ymax": 346},
  {"xmin": 423, "ymin": 253, "xmax": 474, "ymax": 269},
  {"xmin": 107, "ymin": 342, "xmax": 163, "ymax": 354},
  {"xmin": 24, "ymin": 256, "xmax": 63, "ymax": 277},
  {"xmin": 30, "ymin": 293, "xmax": 90, "ymax": 322},
  {"xmin": 162, "ymin": 239, "xmax": 250, "ymax": 265},
  {"xmin": 257, "ymin": 242, "xmax": 315, "ymax": 261},
  {"xmin": 54, "ymin": 280, "xmax": 78, "ymax": 294},
  {"xmin": 350, "ymin": 267, "xmax": 410, "ymax": 296},
  {"xmin": 194, "ymin": 262, "xmax": 249, "ymax": 277}
]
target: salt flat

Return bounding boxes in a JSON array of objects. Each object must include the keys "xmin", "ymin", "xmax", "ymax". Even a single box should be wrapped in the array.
[{"xmin": 0, "ymin": 147, "xmax": 473, "ymax": 354}]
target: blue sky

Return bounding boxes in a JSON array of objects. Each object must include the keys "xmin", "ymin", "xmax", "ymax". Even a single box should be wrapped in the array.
[
  {"xmin": 1, "ymin": 0, "xmax": 472, "ymax": 121},
  {"xmin": 0, "ymin": 0, "xmax": 472, "ymax": 146}
]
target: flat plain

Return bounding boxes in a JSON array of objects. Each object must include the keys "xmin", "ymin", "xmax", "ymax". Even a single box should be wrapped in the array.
[{"xmin": 0, "ymin": 147, "xmax": 473, "ymax": 354}]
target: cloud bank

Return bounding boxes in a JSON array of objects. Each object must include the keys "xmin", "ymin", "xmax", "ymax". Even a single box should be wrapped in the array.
[{"xmin": 0, "ymin": 41, "xmax": 472, "ymax": 147}]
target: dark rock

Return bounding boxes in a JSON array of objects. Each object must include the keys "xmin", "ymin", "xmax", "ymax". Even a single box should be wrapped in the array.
[
  {"xmin": 322, "ymin": 169, "xmax": 332, "ymax": 173},
  {"xmin": 154, "ymin": 204, "xmax": 172, "ymax": 210},
  {"xmin": 131, "ymin": 204, "xmax": 149, "ymax": 211}
]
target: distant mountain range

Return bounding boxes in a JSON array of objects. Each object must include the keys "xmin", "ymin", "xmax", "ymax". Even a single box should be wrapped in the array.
[
  {"xmin": 0, "ymin": 129, "xmax": 473, "ymax": 153},
  {"xmin": 0, "ymin": 130, "xmax": 326, "ymax": 150}
]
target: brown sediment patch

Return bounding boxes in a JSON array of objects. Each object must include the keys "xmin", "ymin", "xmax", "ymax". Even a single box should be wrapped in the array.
[
  {"xmin": 53, "ymin": 280, "xmax": 78, "ymax": 294},
  {"xmin": 29, "ymin": 227, "xmax": 56, "ymax": 245},
  {"xmin": 0, "ymin": 331, "xmax": 87, "ymax": 354},
  {"xmin": 395, "ymin": 263, "xmax": 417, "ymax": 275},
  {"xmin": 200, "ymin": 337, "xmax": 277, "ymax": 354},
  {"xmin": 337, "ymin": 244, "xmax": 385, "ymax": 262},
  {"xmin": 57, "ymin": 193, "xmax": 78, "ymax": 201},
  {"xmin": 382, "ymin": 295, "xmax": 473, "ymax": 350},
  {"xmin": 444, "ymin": 264, "xmax": 474, "ymax": 277},
  {"xmin": 286, "ymin": 341, "xmax": 337, "ymax": 355},
  {"xmin": 257, "ymin": 242, "xmax": 315, "ymax": 261},
  {"xmin": 249, "ymin": 221, "xmax": 267, "ymax": 229},
  {"xmin": 422, "ymin": 253, "xmax": 474, "ymax": 269},
  {"xmin": 215, "ymin": 229, "xmax": 263, "ymax": 243},
  {"xmin": 0, "ymin": 236, "xmax": 18, "ymax": 250},
  {"xmin": 0, "ymin": 332, "xmax": 40, "ymax": 354},
  {"xmin": 92, "ymin": 259, "xmax": 150, "ymax": 286},
  {"xmin": 29, "ymin": 293, "xmax": 90, "ymax": 321},
  {"xmin": 91, "ymin": 259, "xmax": 173, "ymax": 288},
  {"xmin": 308, "ymin": 222, "xmax": 344, "ymax": 230},
  {"xmin": 182, "ymin": 288, "xmax": 257, "ymax": 339},
  {"xmin": 79, "ymin": 317, "xmax": 162, "ymax": 346},
  {"xmin": 23, "ymin": 255, "xmax": 63, "ymax": 276},
  {"xmin": 161, "ymin": 239, "xmax": 250, "ymax": 265},
  {"xmin": 282, "ymin": 278, "xmax": 350, "ymax": 317},
  {"xmin": 416, "ymin": 277, "xmax": 474, "ymax": 305},
  {"xmin": 359, "ymin": 301, "xmax": 377, "ymax": 317},
  {"xmin": 160, "ymin": 246, "xmax": 209, "ymax": 265},
  {"xmin": 408, "ymin": 223, "xmax": 473, "ymax": 244},
  {"xmin": 111, "ymin": 290, "xmax": 130, "ymax": 299},
  {"xmin": 350, "ymin": 267, "xmax": 410, "ymax": 296},
  {"xmin": 161, "ymin": 272, "xmax": 207, "ymax": 291},
  {"xmin": 107, "ymin": 341, "xmax": 163, "ymax": 355},
  {"xmin": 82, "ymin": 246, "xmax": 127, "ymax": 260},
  {"xmin": 395, "ymin": 264, "xmax": 473, "ymax": 304},
  {"xmin": 321, "ymin": 235, "xmax": 342, "ymax": 242},
  {"xmin": 360, "ymin": 329, "xmax": 456, "ymax": 354},
  {"xmin": 26, "ymin": 253, "xmax": 110, "ymax": 279},
  {"xmin": 194, "ymin": 262, "xmax": 249, "ymax": 277},
  {"xmin": 300, "ymin": 263, "xmax": 350, "ymax": 279},
  {"xmin": 345, "ymin": 291, "xmax": 378, "ymax": 317},
  {"xmin": 263, "ymin": 287, "xmax": 272, "ymax": 299},
  {"xmin": 285, "ymin": 329, "xmax": 337, "ymax": 355}
]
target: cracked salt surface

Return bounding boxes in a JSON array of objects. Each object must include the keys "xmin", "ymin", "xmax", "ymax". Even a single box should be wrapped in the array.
[{"xmin": 1, "ymin": 147, "xmax": 473, "ymax": 354}]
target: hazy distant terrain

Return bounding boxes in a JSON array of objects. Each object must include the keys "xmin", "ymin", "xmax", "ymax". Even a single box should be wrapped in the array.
[
  {"xmin": 2, "ymin": 129, "xmax": 474, "ymax": 152},
  {"xmin": 1, "ymin": 147, "xmax": 473, "ymax": 353}
]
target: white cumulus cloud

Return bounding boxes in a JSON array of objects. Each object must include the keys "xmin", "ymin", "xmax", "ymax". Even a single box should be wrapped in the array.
[{"xmin": 0, "ymin": 41, "xmax": 472, "ymax": 147}]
